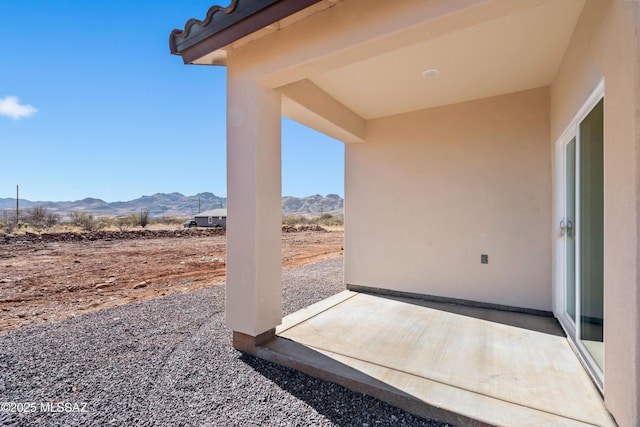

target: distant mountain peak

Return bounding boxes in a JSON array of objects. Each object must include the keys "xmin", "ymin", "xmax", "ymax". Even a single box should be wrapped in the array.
[{"xmin": 0, "ymin": 192, "xmax": 343, "ymax": 218}]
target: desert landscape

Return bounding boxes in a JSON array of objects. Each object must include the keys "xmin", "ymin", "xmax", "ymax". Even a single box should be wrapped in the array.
[{"xmin": 0, "ymin": 227, "xmax": 344, "ymax": 333}]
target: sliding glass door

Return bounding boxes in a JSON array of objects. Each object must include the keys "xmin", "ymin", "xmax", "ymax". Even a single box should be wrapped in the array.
[{"xmin": 559, "ymin": 90, "xmax": 604, "ymax": 387}]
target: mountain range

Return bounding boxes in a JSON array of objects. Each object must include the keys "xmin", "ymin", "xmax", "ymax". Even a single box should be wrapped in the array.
[{"xmin": 0, "ymin": 192, "xmax": 343, "ymax": 219}]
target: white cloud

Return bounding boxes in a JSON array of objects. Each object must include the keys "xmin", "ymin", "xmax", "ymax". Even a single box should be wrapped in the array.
[{"xmin": 0, "ymin": 96, "xmax": 38, "ymax": 119}]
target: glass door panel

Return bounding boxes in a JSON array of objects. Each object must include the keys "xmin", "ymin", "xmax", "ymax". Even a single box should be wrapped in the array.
[{"xmin": 578, "ymin": 99, "xmax": 604, "ymax": 370}]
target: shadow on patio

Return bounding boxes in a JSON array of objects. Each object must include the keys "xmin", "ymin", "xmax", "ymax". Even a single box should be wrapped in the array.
[{"xmin": 243, "ymin": 291, "xmax": 616, "ymax": 427}]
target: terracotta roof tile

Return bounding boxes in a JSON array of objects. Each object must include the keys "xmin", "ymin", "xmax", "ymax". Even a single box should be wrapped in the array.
[
  {"xmin": 169, "ymin": 0, "xmax": 240, "ymax": 55},
  {"xmin": 169, "ymin": 0, "xmax": 322, "ymax": 63}
]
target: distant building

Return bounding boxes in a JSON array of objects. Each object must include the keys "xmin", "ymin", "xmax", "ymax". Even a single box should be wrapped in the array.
[{"xmin": 194, "ymin": 208, "xmax": 226, "ymax": 228}]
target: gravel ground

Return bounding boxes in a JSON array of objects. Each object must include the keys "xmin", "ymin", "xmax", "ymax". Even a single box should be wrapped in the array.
[{"xmin": 0, "ymin": 258, "xmax": 453, "ymax": 427}]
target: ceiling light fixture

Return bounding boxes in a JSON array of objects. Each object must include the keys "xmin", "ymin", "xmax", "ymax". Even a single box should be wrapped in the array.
[{"xmin": 422, "ymin": 68, "xmax": 440, "ymax": 78}]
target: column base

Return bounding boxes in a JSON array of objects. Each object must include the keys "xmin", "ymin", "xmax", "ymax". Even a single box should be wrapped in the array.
[{"xmin": 233, "ymin": 329, "xmax": 276, "ymax": 354}]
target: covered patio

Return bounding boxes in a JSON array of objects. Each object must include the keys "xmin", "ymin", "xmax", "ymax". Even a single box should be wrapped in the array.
[
  {"xmin": 170, "ymin": 1, "xmax": 640, "ymax": 426},
  {"xmin": 243, "ymin": 290, "xmax": 614, "ymax": 427}
]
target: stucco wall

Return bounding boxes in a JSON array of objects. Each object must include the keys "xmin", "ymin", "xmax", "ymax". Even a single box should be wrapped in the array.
[
  {"xmin": 345, "ymin": 87, "xmax": 552, "ymax": 311},
  {"xmin": 550, "ymin": 1, "xmax": 639, "ymax": 425}
]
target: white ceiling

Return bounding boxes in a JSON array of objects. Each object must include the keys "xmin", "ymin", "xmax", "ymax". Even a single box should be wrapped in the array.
[{"xmin": 308, "ymin": 0, "xmax": 585, "ymax": 120}]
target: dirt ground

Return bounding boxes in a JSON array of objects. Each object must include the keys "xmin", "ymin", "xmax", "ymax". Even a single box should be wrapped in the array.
[{"xmin": 0, "ymin": 229, "xmax": 343, "ymax": 334}]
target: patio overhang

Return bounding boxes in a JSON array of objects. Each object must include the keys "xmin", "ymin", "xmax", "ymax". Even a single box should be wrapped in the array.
[
  {"xmin": 171, "ymin": 0, "xmax": 586, "ymax": 118},
  {"xmin": 171, "ymin": 0, "xmax": 586, "ymax": 145}
]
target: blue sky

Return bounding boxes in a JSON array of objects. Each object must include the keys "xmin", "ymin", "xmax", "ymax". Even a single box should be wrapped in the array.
[{"xmin": 0, "ymin": 1, "xmax": 344, "ymax": 202}]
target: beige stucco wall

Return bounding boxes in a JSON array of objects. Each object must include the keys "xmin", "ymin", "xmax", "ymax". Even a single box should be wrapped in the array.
[
  {"xmin": 550, "ymin": 1, "xmax": 640, "ymax": 426},
  {"xmin": 345, "ymin": 87, "xmax": 552, "ymax": 311}
]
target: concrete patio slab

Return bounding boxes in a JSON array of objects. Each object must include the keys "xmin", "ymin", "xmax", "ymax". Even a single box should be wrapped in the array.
[{"xmin": 251, "ymin": 291, "xmax": 616, "ymax": 427}]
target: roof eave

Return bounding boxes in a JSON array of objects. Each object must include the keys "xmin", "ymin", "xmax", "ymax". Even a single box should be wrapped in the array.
[{"xmin": 170, "ymin": 0, "xmax": 323, "ymax": 65}]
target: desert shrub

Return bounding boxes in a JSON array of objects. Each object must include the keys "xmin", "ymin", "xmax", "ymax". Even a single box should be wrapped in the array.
[
  {"xmin": 26, "ymin": 206, "xmax": 48, "ymax": 230},
  {"xmin": 282, "ymin": 214, "xmax": 343, "ymax": 227},
  {"xmin": 3, "ymin": 222, "xmax": 15, "ymax": 234},
  {"xmin": 1, "ymin": 211, "xmax": 17, "ymax": 234},
  {"xmin": 313, "ymin": 213, "xmax": 343, "ymax": 226},
  {"xmin": 69, "ymin": 211, "xmax": 107, "ymax": 232},
  {"xmin": 282, "ymin": 215, "xmax": 310, "ymax": 226},
  {"xmin": 152, "ymin": 216, "xmax": 182, "ymax": 225},
  {"xmin": 69, "ymin": 211, "xmax": 85, "ymax": 227},
  {"xmin": 116, "ymin": 216, "xmax": 134, "ymax": 232},
  {"xmin": 100, "ymin": 217, "xmax": 116, "ymax": 229},
  {"xmin": 45, "ymin": 213, "xmax": 60, "ymax": 228},
  {"xmin": 79, "ymin": 214, "xmax": 98, "ymax": 231},
  {"xmin": 167, "ymin": 216, "xmax": 183, "ymax": 225},
  {"xmin": 138, "ymin": 209, "xmax": 149, "ymax": 228},
  {"xmin": 1, "ymin": 218, "xmax": 15, "ymax": 234}
]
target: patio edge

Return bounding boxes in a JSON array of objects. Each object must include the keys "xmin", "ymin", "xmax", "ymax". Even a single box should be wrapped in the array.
[{"xmin": 239, "ymin": 335, "xmax": 494, "ymax": 427}]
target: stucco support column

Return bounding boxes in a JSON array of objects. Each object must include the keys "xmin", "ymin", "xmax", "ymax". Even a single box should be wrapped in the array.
[{"xmin": 226, "ymin": 74, "xmax": 282, "ymax": 348}]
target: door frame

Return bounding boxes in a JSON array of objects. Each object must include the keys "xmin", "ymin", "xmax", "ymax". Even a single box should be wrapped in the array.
[{"xmin": 553, "ymin": 78, "xmax": 605, "ymax": 390}]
